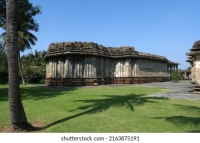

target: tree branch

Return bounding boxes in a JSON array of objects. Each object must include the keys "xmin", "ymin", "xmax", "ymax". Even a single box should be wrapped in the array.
[{"xmin": 0, "ymin": 22, "xmax": 6, "ymax": 27}]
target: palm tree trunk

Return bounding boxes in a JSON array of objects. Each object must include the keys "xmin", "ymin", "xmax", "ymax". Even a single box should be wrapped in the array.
[
  {"xmin": 6, "ymin": 0, "xmax": 30, "ymax": 130},
  {"xmin": 18, "ymin": 51, "xmax": 26, "ymax": 85}
]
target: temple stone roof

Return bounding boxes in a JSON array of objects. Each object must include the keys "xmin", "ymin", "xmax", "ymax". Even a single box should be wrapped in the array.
[
  {"xmin": 186, "ymin": 40, "xmax": 200, "ymax": 63},
  {"xmin": 45, "ymin": 41, "xmax": 168, "ymax": 61},
  {"xmin": 191, "ymin": 40, "xmax": 200, "ymax": 49}
]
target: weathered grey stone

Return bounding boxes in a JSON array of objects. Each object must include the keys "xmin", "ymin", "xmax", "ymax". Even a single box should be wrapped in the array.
[
  {"xmin": 45, "ymin": 41, "xmax": 178, "ymax": 86},
  {"xmin": 186, "ymin": 40, "xmax": 200, "ymax": 92}
]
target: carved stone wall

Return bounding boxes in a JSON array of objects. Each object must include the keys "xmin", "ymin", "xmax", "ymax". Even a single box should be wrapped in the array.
[
  {"xmin": 46, "ymin": 56, "xmax": 168, "ymax": 78},
  {"xmin": 45, "ymin": 42, "xmax": 174, "ymax": 86},
  {"xmin": 186, "ymin": 40, "xmax": 200, "ymax": 93}
]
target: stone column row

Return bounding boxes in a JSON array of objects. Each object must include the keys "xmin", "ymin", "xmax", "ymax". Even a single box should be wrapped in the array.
[{"xmin": 46, "ymin": 56, "xmax": 169, "ymax": 79}]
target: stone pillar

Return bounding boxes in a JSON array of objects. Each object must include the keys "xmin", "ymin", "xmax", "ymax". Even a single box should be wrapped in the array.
[
  {"xmin": 77, "ymin": 62, "xmax": 79, "ymax": 78},
  {"xmin": 91, "ymin": 58, "xmax": 94, "ymax": 78},
  {"xmin": 134, "ymin": 61, "xmax": 138, "ymax": 77},
  {"xmin": 169, "ymin": 66, "xmax": 172, "ymax": 76},
  {"xmin": 115, "ymin": 60, "xmax": 119, "ymax": 77},
  {"xmin": 84, "ymin": 57, "xmax": 88, "ymax": 78},
  {"xmin": 191, "ymin": 66, "xmax": 194, "ymax": 82},
  {"xmin": 93, "ymin": 57, "xmax": 97, "ymax": 78},
  {"xmin": 46, "ymin": 59, "xmax": 51, "ymax": 78},
  {"xmin": 53, "ymin": 57, "xmax": 56, "ymax": 78},
  {"xmin": 124, "ymin": 59, "xmax": 131, "ymax": 77},
  {"xmin": 135, "ymin": 60, "xmax": 139, "ymax": 77},
  {"xmin": 132, "ymin": 59, "xmax": 136, "ymax": 77},
  {"xmin": 100, "ymin": 57, "xmax": 103, "ymax": 77},
  {"xmin": 105, "ymin": 58, "xmax": 109, "ymax": 77},
  {"xmin": 68, "ymin": 58, "xmax": 72, "ymax": 78},
  {"xmin": 86, "ymin": 58, "xmax": 89, "ymax": 78},
  {"xmin": 64, "ymin": 58, "xmax": 69, "ymax": 78},
  {"xmin": 57, "ymin": 60, "xmax": 59, "ymax": 78},
  {"xmin": 119, "ymin": 60, "xmax": 122, "ymax": 77},
  {"xmin": 52, "ymin": 58, "xmax": 54, "ymax": 78},
  {"xmin": 88, "ymin": 62, "xmax": 91, "ymax": 78},
  {"xmin": 194, "ymin": 55, "xmax": 200, "ymax": 84},
  {"xmin": 79, "ymin": 61, "xmax": 83, "ymax": 78},
  {"xmin": 60, "ymin": 59, "xmax": 63, "ymax": 78},
  {"xmin": 184, "ymin": 72, "xmax": 186, "ymax": 79},
  {"xmin": 83, "ymin": 58, "xmax": 86, "ymax": 78}
]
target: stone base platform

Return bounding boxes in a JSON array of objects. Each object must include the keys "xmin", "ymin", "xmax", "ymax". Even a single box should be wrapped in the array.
[
  {"xmin": 45, "ymin": 77, "xmax": 168, "ymax": 86},
  {"xmin": 190, "ymin": 85, "xmax": 200, "ymax": 93}
]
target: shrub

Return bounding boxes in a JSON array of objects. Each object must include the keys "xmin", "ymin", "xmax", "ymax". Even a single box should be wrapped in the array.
[
  {"xmin": 25, "ymin": 73, "xmax": 42, "ymax": 83},
  {"xmin": 24, "ymin": 66, "xmax": 45, "ymax": 83},
  {"xmin": 0, "ymin": 71, "xmax": 8, "ymax": 84},
  {"xmin": 171, "ymin": 70, "xmax": 181, "ymax": 82}
]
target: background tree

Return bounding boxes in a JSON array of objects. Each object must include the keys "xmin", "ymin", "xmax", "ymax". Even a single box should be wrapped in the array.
[
  {"xmin": 18, "ymin": 30, "xmax": 38, "ymax": 84},
  {"xmin": 0, "ymin": 0, "xmax": 41, "ymax": 85},
  {"xmin": 0, "ymin": 0, "xmax": 6, "ymax": 27},
  {"xmin": 0, "ymin": 41, "xmax": 8, "ymax": 84},
  {"xmin": 1, "ymin": 0, "xmax": 41, "ymax": 30},
  {"xmin": 187, "ymin": 67, "xmax": 191, "ymax": 70},
  {"xmin": 6, "ymin": 0, "xmax": 31, "ymax": 130},
  {"xmin": 21, "ymin": 50, "xmax": 46, "ymax": 83},
  {"xmin": 1, "ymin": 25, "xmax": 38, "ymax": 84}
]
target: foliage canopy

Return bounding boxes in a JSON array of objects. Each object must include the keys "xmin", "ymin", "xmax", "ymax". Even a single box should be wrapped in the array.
[
  {"xmin": 0, "ymin": 41, "xmax": 8, "ymax": 84},
  {"xmin": 0, "ymin": 0, "xmax": 41, "ymax": 31}
]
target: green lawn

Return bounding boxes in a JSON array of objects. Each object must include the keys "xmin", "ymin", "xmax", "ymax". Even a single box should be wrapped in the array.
[{"xmin": 0, "ymin": 84, "xmax": 200, "ymax": 132}]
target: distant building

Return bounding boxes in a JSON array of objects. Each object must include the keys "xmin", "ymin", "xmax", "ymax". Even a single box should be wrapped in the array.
[
  {"xmin": 181, "ymin": 70, "xmax": 191, "ymax": 80},
  {"xmin": 44, "ymin": 41, "xmax": 178, "ymax": 86}
]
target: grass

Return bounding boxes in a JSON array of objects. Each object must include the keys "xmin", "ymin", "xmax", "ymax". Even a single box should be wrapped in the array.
[{"xmin": 0, "ymin": 84, "xmax": 200, "ymax": 132}]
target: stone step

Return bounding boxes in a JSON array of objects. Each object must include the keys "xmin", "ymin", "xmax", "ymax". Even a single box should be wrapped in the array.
[{"xmin": 192, "ymin": 91, "xmax": 200, "ymax": 94}]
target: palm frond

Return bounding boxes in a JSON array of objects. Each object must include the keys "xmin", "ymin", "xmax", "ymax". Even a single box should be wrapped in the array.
[{"xmin": 1, "ymin": 23, "xmax": 38, "ymax": 52}]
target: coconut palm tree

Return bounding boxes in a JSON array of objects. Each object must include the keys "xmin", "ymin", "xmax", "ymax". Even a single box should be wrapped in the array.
[
  {"xmin": 3, "ymin": 0, "xmax": 41, "ymax": 130},
  {"xmin": 18, "ymin": 30, "xmax": 37, "ymax": 84},
  {"xmin": 6, "ymin": 0, "xmax": 30, "ymax": 130}
]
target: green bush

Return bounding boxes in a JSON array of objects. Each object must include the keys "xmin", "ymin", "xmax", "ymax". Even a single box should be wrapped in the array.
[
  {"xmin": 24, "ymin": 67, "xmax": 45, "ymax": 83},
  {"xmin": 171, "ymin": 70, "xmax": 181, "ymax": 82},
  {"xmin": 25, "ymin": 73, "xmax": 42, "ymax": 83},
  {"xmin": 0, "ymin": 42, "xmax": 8, "ymax": 84},
  {"xmin": 0, "ymin": 71, "xmax": 8, "ymax": 84}
]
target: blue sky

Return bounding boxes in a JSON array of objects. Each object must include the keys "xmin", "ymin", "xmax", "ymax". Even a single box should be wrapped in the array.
[{"xmin": 1, "ymin": 0, "xmax": 200, "ymax": 69}]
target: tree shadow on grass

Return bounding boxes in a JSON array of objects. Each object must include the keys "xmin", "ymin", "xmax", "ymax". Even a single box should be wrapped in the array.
[
  {"xmin": 41, "ymin": 93, "xmax": 168, "ymax": 130},
  {"xmin": 174, "ymin": 104, "xmax": 200, "ymax": 112},
  {"xmin": 1, "ymin": 85, "xmax": 169, "ymax": 132},
  {"xmin": 155, "ymin": 116, "xmax": 200, "ymax": 125},
  {"xmin": 68, "ymin": 94, "xmax": 168, "ymax": 113},
  {"xmin": 154, "ymin": 104, "xmax": 200, "ymax": 133},
  {"xmin": 0, "ymin": 85, "xmax": 78, "ymax": 101}
]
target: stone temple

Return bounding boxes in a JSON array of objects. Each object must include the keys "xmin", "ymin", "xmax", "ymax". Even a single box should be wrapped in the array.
[
  {"xmin": 44, "ymin": 41, "xmax": 178, "ymax": 86},
  {"xmin": 186, "ymin": 40, "xmax": 200, "ymax": 93}
]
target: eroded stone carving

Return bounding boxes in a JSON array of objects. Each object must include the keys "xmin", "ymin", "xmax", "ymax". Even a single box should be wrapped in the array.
[{"xmin": 45, "ymin": 41, "xmax": 167, "ymax": 61}]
